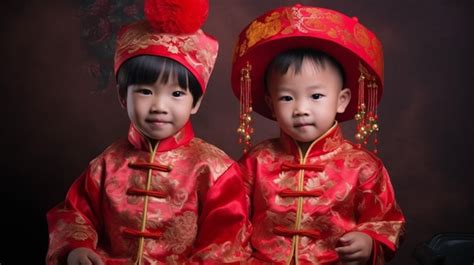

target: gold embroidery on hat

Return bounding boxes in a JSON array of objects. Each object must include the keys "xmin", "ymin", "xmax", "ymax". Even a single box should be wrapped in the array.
[
  {"xmin": 354, "ymin": 23, "xmax": 371, "ymax": 48},
  {"xmin": 245, "ymin": 12, "xmax": 282, "ymax": 49},
  {"xmin": 372, "ymin": 37, "xmax": 384, "ymax": 75},
  {"xmin": 116, "ymin": 22, "xmax": 214, "ymax": 83},
  {"xmin": 239, "ymin": 6, "xmax": 382, "ymax": 77}
]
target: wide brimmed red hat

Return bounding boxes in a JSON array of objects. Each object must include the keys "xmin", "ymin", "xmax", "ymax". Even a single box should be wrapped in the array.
[
  {"xmin": 231, "ymin": 4, "xmax": 383, "ymax": 122},
  {"xmin": 114, "ymin": 0, "xmax": 218, "ymax": 93}
]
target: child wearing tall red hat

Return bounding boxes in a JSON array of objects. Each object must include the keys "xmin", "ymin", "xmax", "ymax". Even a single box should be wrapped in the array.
[
  {"xmin": 232, "ymin": 4, "xmax": 405, "ymax": 264},
  {"xmin": 46, "ymin": 0, "xmax": 251, "ymax": 264}
]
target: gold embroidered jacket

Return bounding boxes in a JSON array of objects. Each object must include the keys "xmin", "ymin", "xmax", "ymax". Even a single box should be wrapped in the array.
[
  {"xmin": 240, "ymin": 124, "xmax": 405, "ymax": 264},
  {"xmin": 46, "ymin": 122, "xmax": 251, "ymax": 264}
]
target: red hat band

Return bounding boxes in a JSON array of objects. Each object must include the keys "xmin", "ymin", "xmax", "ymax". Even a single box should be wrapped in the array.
[
  {"xmin": 114, "ymin": 21, "xmax": 218, "ymax": 93},
  {"xmin": 231, "ymin": 5, "xmax": 384, "ymax": 152}
]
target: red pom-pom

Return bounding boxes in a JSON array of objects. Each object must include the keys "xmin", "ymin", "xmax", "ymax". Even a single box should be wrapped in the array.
[{"xmin": 144, "ymin": 0, "xmax": 209, "ymax": 34}]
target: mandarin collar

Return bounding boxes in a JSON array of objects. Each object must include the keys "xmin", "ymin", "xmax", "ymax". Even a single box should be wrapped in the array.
[
  {"xmin": 127, "ymin": 121, "xmax": 195, "ymax": 152},
  {"xmin": 279, "ymin": 122, "xmax": 345, "ymax": 160}
]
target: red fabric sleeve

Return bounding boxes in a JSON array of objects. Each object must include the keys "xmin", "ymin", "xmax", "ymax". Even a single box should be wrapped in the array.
[
  {"xmin": 355, "ymin": 166, "xmax": 406, "ymax": 263},
  {"xmin": 46, "ymin": 162, "xmax": 103, "ymax": 265},
  {"xmin": 191, "ymin": 163, "xmax": 252, "ymax": 264}
]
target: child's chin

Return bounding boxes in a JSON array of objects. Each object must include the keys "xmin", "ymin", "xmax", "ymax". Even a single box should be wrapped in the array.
[{"xmin": 294, "ymin": 135, "xmax": 320, "ymax": 143}]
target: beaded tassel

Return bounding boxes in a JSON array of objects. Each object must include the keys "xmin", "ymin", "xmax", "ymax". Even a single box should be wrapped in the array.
[
  {"xmin": 355, "ymin": 63, "xmax": 379, "ymax": 153},
  {"xmin": 355, "ymin": 71, "xmax": 366, "ymax": 148},
  {"xmin": 237, "ymin": 62, "xmax": 254, "ymax": 153}
]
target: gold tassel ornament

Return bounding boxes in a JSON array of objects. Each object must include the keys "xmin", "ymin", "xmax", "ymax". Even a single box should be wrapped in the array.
[
  {"xmin": 355, "ymin": 63, "xmax": 380, "ymax": 153},
  {"xmin": 237, "ymin": 62, "xmax": 254, "ymax": 153}
]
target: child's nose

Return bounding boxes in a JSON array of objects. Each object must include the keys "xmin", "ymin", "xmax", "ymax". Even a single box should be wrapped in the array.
[
  {"xmin": 150, "ymin": 97, "xmax": 167, "ymax": 113},
  {"xmin": 293, "ymin": 101, "xmax": 309, "ymax": 116}
]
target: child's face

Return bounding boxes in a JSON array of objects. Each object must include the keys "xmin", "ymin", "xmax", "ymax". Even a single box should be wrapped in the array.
[
  {"xmin": 126, "ymin": 75, "xmax": 201, "ymax": 141},
  {"xmin": 266, "ymin": 59, "xmax": 350, "ymax": 146}
]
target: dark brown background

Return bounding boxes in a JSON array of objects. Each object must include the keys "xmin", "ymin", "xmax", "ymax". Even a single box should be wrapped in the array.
[{"xmin": 1, "ymin": 0, "xmax": 473, "ymax": 264}]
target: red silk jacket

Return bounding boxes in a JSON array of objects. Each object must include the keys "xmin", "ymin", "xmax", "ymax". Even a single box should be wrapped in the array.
[
  {"xmin": 239, "ymin": 124, "xmax": 405, "ymax": 264},
  {"xmin": 46, "ymin": 122, "xmax": 251, "ymax": 265}
]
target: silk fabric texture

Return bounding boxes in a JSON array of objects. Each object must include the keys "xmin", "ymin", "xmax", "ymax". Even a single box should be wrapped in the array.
[
  {"xmin": 239, "ymin": 123, "xmax": 405, "ymax": 264},
  {"xmin": 46, "ymin": 122, "xmax": 251, "ymax": 264}
]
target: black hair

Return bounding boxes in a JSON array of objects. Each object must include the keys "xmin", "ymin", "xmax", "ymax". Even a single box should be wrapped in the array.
[
  {"xmin": 264, "ymin": 48, "xmax": 346, "ymax": 91},
  {"xmin": 117, "ymin": 55, "xmax": 202, "ymax": 106}
]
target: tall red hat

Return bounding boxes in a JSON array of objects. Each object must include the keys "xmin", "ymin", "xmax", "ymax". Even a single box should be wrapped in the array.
[
  {"xmin": 231, "ymin": 4, "xmax": 384, "ymax": 151},
  {"xmin": 114, "ymin": 0, "xmax": 218, "ymax": 93}
]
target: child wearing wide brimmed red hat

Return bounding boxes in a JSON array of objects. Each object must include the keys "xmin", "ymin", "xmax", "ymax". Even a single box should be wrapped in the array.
[
  {"xmin": 232, "ymin": 4, "xmax": 405, "ymax": 264},
  {"xmin": 46, "ymin": 1, "xmax": 251, "ymax": 264}
]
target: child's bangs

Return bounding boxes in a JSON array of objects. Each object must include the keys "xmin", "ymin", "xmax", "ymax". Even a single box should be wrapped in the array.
[
  {"xmin": 117, "ymin": 55, "xmax": 203, "ymax": 106},
  {"xmin": 122, "ymin": 56, "xmax": 189, "ymax": 88},
  {"xmin": 166, "ymin": 61, "xmax": 191, "ymax": 90},
  {"xmin": 264, "ymin": 49, "xmax": 346, "ymax": 89}
]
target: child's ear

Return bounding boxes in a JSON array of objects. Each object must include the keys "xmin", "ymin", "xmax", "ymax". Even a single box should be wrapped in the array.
[
  {"xmin": 119, "ymin": 98, "xmax": 127, "ymax": 109},
  {"xmin": 264, "ymin": 94, "xmax": 276, "ymax": 118},
  {"xmin": 337, "ymin": 88, "xmax": 351, "ymax": 113},
  {"xmin": 190, "ymin": 97, "xmax": 203, "ymax": 115}
]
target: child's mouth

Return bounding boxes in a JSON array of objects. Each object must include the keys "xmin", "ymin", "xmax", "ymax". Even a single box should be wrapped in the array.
[{"xmin": 294, "ymin": 123, "xmax": 314, "ymax": 128}]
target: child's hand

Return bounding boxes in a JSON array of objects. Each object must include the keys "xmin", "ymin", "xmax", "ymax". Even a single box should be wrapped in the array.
[
  {"xmin": 335, "ymin": 231, "xmax": 373, "ymax": 265},
  {"xmin": 67, "ymin": 247, "xmax": 104, "ymax": 265}
]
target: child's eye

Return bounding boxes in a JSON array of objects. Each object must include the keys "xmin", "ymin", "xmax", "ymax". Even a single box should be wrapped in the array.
[
  {"xmin": 136, "ymin": 89, "xmax": 152, "ymax": 95},
  {"xmin": 312, "ymin": 93, "xmax": 324, "ymax": 100},
  {"xmin": 172, "ymin": 91, "xmax": 186, "ymax": 97},
  {"xmin": 278, "ymin": 96, "xmax": 293, "ymax": 101}
]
